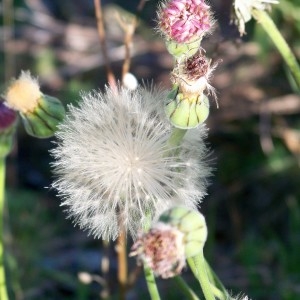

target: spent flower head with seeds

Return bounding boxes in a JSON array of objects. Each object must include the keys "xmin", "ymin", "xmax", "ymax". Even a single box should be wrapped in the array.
[
  {"xmin": 51, "ymin": 86, "xmax": 211, "ymax": 241},
  {"xmin": 157, "ymin": 0, "xmax": 214, "ymax": 44},
  {"xmin": 172, "ymin": 51, "xmax": 217, "ymax": 97}
]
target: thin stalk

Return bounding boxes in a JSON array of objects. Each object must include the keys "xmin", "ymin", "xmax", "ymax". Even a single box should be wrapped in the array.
[
  {"xmin": 120, "ymin": 0, "xmax": 147, "ymax": 82},
  {"xmin": 3, "ymin": 0, "xmax": 15, "ymax": 82},
  {"xmin": 204, "ymin": 259, "xmax": 230, "ymax": 300},
  {"xmin": 0, "ymin": 158, "xmax": 9, "ymax": 300},
  {"xmin": 100, "ymin": 239, "xmax": 110, "ymax": 299},
  {"xmin": 143, "ymin": 264, "xmax": 161, "ymax": 300},
  {"xmin": 167, "ymin": 128, "xmax": 187, "ymax": 148},
  {"xmin": 94, "ymin": 0, "xmax": 117, "ymax": 89},
  {"xmin": 252, "ymin": 9, "xmax": 300, "ymax": 91},
  {"xmin": 173, "ymin": 276, "xmax": 200, "ymax": 300},
  {"xmin": 187, "ymin": 252, "xmax": 215, "ymax": 300},
  {"xmin": 116, "ymin": 228, "xmax": 127, "ymax": 300}
]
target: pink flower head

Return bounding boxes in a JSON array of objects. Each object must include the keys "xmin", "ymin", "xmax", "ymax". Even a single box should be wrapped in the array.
[{"xmin": 158, "ymin": 0, "xmax": 213, "ymax": 43}]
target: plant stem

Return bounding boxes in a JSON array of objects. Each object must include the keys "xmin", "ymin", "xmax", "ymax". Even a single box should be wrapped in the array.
[
  {"xmin": 187, "ymin": 252, "xmax": 215, "ymax": 300},
  {"xmin": 252, "ymin": 9, "xmax": 300, "ymax": 91},
  {"xmin": 100, "ymin": 239, "xmax": 110, "ymax": 299},
  {"xmin": 173, "ymin": 276, "xmax": 200, "ymax": 300},
  {"xmin": 143, "ymin": 264, "xmax": 161, "ymax": 300},
  {"xmin": 0, "ymin": 158, "xmax": 8, "ymax": 300},
  {"xmin": 116, "ymin": 228, "xmax": 127, "ymax": 300},
  {"xmin": 94, "ymin": 0, "xmax": 117, "ymax": 89},
  {"xmin": 204, "ymin": 259, "xmax": 230, "ymax": 300},
  {"xmin": 167, "ymin": 128, "xmax": 187, "ymax": 148}
]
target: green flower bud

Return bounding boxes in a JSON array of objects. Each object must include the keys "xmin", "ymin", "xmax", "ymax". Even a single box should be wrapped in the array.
[
  {"xmin": 159, "ymin": 206, "xmax": 207, "ymax": 258},
  {"xmin": 0, "ymin": 99, "xmax": 18, "ymax": 158},
  {"xmin": 166, "ymin": 38, "xmax": 201, "ymax": 59},
  {"xmin": 20, "ymin": 94, "xmax": 65, "ymax": 138},
  {"xmin": 4, "ymin": 71, "xmax": 65, "ymax": 138},
  {"xmin": 165, "ymin": 91, "xmax": 209, "ymax": 129}
]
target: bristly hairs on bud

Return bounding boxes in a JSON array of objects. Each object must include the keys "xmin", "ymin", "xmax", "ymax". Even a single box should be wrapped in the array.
[{"xmin": 157, "ymin": 0, "xmax": 215, "ymax": 44}]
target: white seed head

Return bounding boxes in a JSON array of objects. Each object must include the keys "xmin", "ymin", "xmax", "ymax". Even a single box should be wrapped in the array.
[{"xmin": 51, "ymin": 86, "xmax": 211, "ymax": 240}]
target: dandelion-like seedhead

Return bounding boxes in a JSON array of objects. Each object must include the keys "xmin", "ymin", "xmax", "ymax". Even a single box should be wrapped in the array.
[
  {"xmin": 157, "ymin": 0, "xmax": 213, "ymax": 43},
  {"xmin": 233, "ymin": 0, "xmax": 279, "ymax": 35},
  {"xmin": 51, "ymin": 86, "xmax": 211, "ymax": 241}
]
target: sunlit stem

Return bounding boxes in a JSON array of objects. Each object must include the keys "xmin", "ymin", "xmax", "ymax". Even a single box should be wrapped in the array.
[
  {"xmin": 173, "ymin": 276, "xmax": 200, "ymax": 300},
  {"xmin": 0, "ymin": 158, "xmax": 9, "ymax": 300},
  {"xmin": 144, "ymin": 264, "xmax": 161, "ymax": 300},
  {"xmin": 187, "ymin": 251, "xmax": 215, "ymax": 300},
  {"xmin": 116, "ymin": 225, "xmax": 127, "ymax": 300},
  {"xmin": 252, "ymin": 9, "xmax": 300, "ymax": 91}
]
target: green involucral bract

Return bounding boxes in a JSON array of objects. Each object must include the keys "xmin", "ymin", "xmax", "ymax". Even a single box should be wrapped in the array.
[
  {"xmin": 159, "ymin": 207, "xmax": 207, "ymax": 258},
  {"xmin": 165, "ymin": 91, "xmax": 209, "ymax": 129},
  {"xmin": 21, "ymin": 95, "xmax": 65, "ymax": 138},
  {"xmin": 0, "ymin": 124, "xmax": 17, "ymax": 158},
  {"xmin": 166, "ymin": 38, "xmax": 202, "ymax": 59}
]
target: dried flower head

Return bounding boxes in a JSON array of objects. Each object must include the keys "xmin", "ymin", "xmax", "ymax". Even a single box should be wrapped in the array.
[
  {"xmin": 233, "ymin": 0, "xmax": 279, "ymax": 35},
  {"xmin": 4, "ymin": 71, "xmax": 41, "ymax": 113},
  {"xmin": 158, "ymin": 0, "xmax": 214, "ymax": 44},
  {"xmin": 51, "ymin": 86, "xmax": 211, "ymax": 241},
  {"xmin": 172, "ymin": 51, "xmax": 217, "ymax": 97},
  {"xmin": 130, "ymin": 223, "xmax": 186, "ymax": 278}
]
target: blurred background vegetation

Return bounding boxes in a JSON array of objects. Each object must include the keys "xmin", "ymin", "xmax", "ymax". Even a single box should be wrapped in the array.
[{"xmin": 1, "ymin": 0, "xmax": 300, "ymax": 299}]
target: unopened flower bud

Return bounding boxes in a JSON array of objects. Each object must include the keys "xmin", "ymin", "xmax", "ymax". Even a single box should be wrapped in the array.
[
  {"xmin": 0, "ymin": 99, "xmax": 18, "ymax": 158},
  {"xmin": 4, "ymin": 71, "xmax": 65, "ymax": 138},
  {"xmin": 165, "ymin": 89, "xmax": 209, "ymax": 129},
  {"xmin": 158, "ymin": 206, "xmax": 207, "ymax": 258}
]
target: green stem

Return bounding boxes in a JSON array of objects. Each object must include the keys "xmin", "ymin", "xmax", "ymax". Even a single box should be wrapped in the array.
[
  {"xmin": 144, "ymin": 264, "xmax": 160, "ymax": 300},
  {"xmin": 204, "ymin": 260, "xmax": 231, "ymax": 300},
  {"xmin": 0, "ymin": 158, "xmax": 9, "ymax": 300},
  {"xmin": 187, "ymin": 252, "xmax": 215, "ymax": 300},
  {"xmin": 252, "ymin": 9, "xmax": 300, "ymax": 91},
  {"xmin": 167, "ymin": 128, "xmax": 187, "ymax": 148},
  {"xmin": 173, "ymin": 276, "xmax": 200, "ymax": 300}
]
